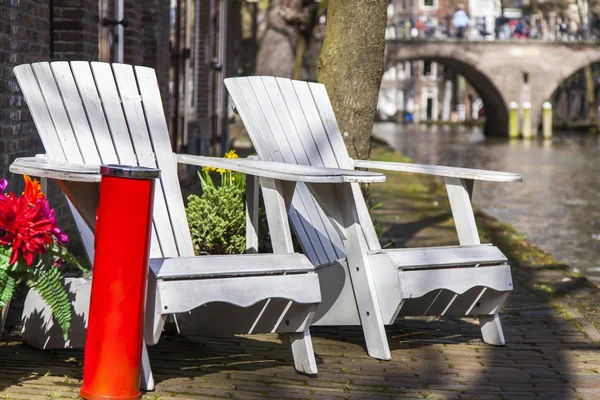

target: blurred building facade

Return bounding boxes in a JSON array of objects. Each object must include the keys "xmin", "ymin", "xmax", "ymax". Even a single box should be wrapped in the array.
[
  {"xmin": 0, "ymin": 0, "xmax": 239, "ymax": 251},
  {"xmin": 381, "ymin": 0, "xmax": 486, "ymax": 123}
]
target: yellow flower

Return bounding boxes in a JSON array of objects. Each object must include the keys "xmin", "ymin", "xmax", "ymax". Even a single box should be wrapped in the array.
[
  {"xmin": 224, "ymin": 150, "xmax": 238, "ymax": 159},
  {"xmin": 202, "ymin": 150, "xmax": 237, "ymax": 174}
]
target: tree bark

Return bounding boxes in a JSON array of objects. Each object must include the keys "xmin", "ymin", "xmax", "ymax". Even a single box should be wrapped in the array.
[
  {"xmin": 318, "ymin": 0, "xmax": 387, "ymax": 160},
  {"xmin": 256, "ymin": 0, "xmax": 304, "ymax": 77}
]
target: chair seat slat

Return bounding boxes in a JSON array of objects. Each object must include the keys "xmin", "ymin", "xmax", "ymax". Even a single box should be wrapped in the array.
[
  {"xmin": 150, "ymin": 253, "xmax": 314, "ymax": 280},
  {"xmin": 380, "ymin": 244, "xmax": 508, "ymax": 269}
]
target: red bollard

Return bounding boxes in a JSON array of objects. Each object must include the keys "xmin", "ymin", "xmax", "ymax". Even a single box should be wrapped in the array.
[{"xmin": 80, "ymin": 165, "xmax": 159, "ymax": 400}]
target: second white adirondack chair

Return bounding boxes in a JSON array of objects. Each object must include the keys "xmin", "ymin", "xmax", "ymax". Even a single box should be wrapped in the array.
[
  {"xmin": 225, "ymin": 76, "xmax": 523, "ymax": 361},
  {"xmin": 9, "ymin": 62, "xmax": 385, "ymax": 383}
]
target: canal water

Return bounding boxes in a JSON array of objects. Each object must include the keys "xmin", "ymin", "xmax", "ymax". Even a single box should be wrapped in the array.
[{"xmin": 373, "ymin": 123, "xmax": 600, "ymax": 283}]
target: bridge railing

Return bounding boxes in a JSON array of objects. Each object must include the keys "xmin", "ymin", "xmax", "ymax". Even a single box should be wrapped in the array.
[{"xmin": 385, "ymin": 24, "xmax": 600, "ymax": 43}]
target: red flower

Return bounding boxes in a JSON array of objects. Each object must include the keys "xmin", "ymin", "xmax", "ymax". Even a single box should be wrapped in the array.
[
  {"xmin": 23, "ymin": 175, "xmax": 45, "ymax": 204},
  {"xmin": 0, "ymin": 194, "xmax": 54, "ymax": 266}
]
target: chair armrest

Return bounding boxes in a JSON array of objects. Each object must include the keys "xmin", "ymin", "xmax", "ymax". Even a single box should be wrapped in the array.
[
  {"xmin": 352, "ymin": 159, "xmax": 522, "ymax": 183},
  {"xmin": 10, "ymin": 157, "xmax": 101, "ymax": 183},
  {"xmin": 176, "ymin": 154, "xmax": 386, "ymax": 184}
]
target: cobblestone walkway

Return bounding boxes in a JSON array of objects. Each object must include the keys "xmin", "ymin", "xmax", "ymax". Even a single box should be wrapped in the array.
[
  {"xmin": 1, "ymin": 144, "xmax": 599, "ymax": 400},
  {"xmin": 1, "ymin": 283, "xmax": 599, "ymax": 400}
]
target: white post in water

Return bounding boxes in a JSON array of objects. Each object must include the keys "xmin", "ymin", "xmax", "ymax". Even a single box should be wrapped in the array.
[
  {"xmin": 413, "ymin": 104, "xmax": 420, "ymax": 125},
  {"xmin": 509, "ymin": 101, "xmax": 519, "ymax": 138},
  {"xmin": 542, "ymin": 101, "xmax": 553, "ymax": 139},
  {"xmin": 522, "ymin": 101, "xmax": 533, "ymax": 139}
]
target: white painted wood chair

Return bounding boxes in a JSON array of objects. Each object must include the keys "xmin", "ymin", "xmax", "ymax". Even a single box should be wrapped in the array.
[
  {"xmin": 224, "ymin": 76, "xmax": 523, "ymax": 361},
  {"xmin": 9, "ymin": 62, "xmax": 385, "ymax": 384}
]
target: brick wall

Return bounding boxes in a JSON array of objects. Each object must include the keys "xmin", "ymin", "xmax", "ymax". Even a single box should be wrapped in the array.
[
  {"xmin": 141, "ymin": 0, "xmax": 171, "ymax": 114},
  {"xmin": 0, "ymin": 0, "xmax": 49, "ymax": 188},
  {"xmin": 187, "ymin": 0, "xmax": 212, "ymax": 155},
  {"xmin": 52, "ymin": 0, "xmax": 99, "ymax": 61},
  {"xmin": 0, "ymin": 0, "xmax": 83, "ymax": 255},
  {"xmin": 123, "ymin": 0, "xmax": 144, "ymax": 65}
]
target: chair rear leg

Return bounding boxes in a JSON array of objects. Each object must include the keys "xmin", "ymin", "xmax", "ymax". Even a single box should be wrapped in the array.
[
  {"xmin": 479, "ymin": 313, "xmax": 505, "ymax": 346},
  {"xmin": 140, "ymin": 343, "xmax": 155, "ymax": 391},
  {"xmin": 289, "ymin": 330, "xmax": 318, "ymax": 374}
]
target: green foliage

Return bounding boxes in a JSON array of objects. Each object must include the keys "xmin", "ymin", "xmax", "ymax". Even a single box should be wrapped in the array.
[
  {"xmin": 187, "ymin": 177, "xmax": 247, "ymax": 255},
  {"xmin": 0, "ymin": 241, "xmax": 82, "ymax": 339},
  {"xmin": 27, "ymin": 261, "xmax": 72, "ymax": 337},
  {"xmin": 0, "ymin": 248, "xmax": 16, "ymax": 308},
  {"xmin": 186, "ymin": 163, "xmax": 272, "ymax": 255}
]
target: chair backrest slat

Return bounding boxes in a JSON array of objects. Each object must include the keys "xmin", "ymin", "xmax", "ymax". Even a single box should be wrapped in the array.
[
  {"xmin": 245, "ymin": 77, "xmax": 342, "ymax": 264},
  {"xmin": 291, "ymin": 81, "xmax": 339, "ymax": 167},
  {"xmin": 50, "ymin": 62, "xmax": 101, "ymax": 165},
  {"xmin": 15, "ymin": 61, "xmax": 195, "ymax": 260},
  {"xmin": 31, "ymin": 63, "xmax": 84, "ymax": 164},
  {"xmin": 308, "ymin": 83, "xmax": 381, "ymax": 251},
  {"xmin": 264, "ymin": 78, "xmax": 345, "ymax": 262},
  {"xmin": 226, "ymin": 78, "xmax": 329, "ymax": 264},
  {"xmin": 307, "ymin": 83, "xmax": 352, "ymax": 168},
  {"xmin": 227, "ymin": 77, "xmax": 351, "ymax": 265},
  {"xmin": 15, "ymin": 63, "xmax": 100, "ymax": 262},
  {"xmin": 226, "ymin": 76, "xmax": 382, "ymax": 265},
  {"xmin": 259, "ymin": 77, "xmax": 307, "ymax": 165},
  {"xmin": 112, "ymin": 63, "xmax": 181, "ymax": 258},
  {"xmin": 89, "ymin": 63, "xmax": 138, "ymax": 164},
  {"xmin": 14, "ymin": 65, "xmax": 66, "ymax": 162},
  {"xmin": 69, "ymin": 62, "xmax": 119, "ymax": 164},
  {"xmin": 89, "ymin": 62, "xmax": 173, "ymax": 258},
  {"xmin": 135, "ymin": 66, "xmax": 195, "ymax": 257},
  {"xmin": 274, "ymin": 78, "xmax": 326, "ymax": 167}
]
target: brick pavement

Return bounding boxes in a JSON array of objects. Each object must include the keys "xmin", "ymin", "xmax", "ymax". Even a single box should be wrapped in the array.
[
  {"xmin": 1, "ymin": 286, "xmax": 598, "ymax": 400},
  {"xmin": 1, "ymin": 143, "xmax": 599, "ymax": 399}
]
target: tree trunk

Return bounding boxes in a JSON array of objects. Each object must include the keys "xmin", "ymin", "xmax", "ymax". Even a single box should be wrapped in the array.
[
  {"xmin": 256, "ymin": 0, "xmax": 304, "ymax": 77},
  {"xmin": 318, "ymin": 0, "xmax": 387, "ymax": 160}
]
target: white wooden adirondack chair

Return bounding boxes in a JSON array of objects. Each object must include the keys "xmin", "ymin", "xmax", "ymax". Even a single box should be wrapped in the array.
[
  {"xmin": 8, "ymin": 62, "xmax": 384, "ymax": 383},
  {"xmin": 224, "ymin": 76, "xmax": 523, "ymax": 361}
]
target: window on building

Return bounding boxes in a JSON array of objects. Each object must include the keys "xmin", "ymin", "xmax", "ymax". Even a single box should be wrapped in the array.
[
  {"xmin": 385, "ymin": 25, "xmax": 396, "ymax": 39},
  {"xmin": 423, "ymin": 61, "xmax": 432, "ymax": 76},
  {"xmin": 397, "ymin": 90, "xmax": 405, "ymax": 112},
  {"xmin": 419, "ymin": 61, "xmax": 437, "ymax": 80},
  {"xmin": 420, "ymin": 0, "xmax": 437, "ymax": 9},
  {"xmin": 397, "ymin": 63, "xmax": 405, "ymax": 80}
]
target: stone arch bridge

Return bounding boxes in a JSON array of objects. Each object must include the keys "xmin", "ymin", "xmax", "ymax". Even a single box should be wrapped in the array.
[{"xmin": 386, "ymin": 39, "xmax": 600, "ymax": 136}]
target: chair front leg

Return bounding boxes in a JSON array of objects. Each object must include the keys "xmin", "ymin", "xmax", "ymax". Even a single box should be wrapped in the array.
[
  {"xmin": 140, "ymin": 342, "xmax": 155, "ymax": 391},
  {"xmin": 307, "ymin": 183, "xmax": 391, "ymax": 361},
  {"xmin": 289, "ymin": 329, "xmax": 318, "ymax": 374},
  {"xmin": 444, "ymin": 177, "xmax": 506, "ymax": 346},
  {"xmin": 444, "ymin": 177, "xmax": 480, "ymax": 245},
  {"xmin": 245, "ymin": 174, "xmax": 259, "ymax": 254},
  {"xmin": 260, "ymin": 178, "xmax": 318, "ymax": 373}
]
